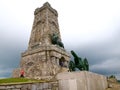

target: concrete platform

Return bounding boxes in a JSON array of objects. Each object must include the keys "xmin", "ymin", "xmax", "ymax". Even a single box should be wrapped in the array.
[{"xmin": 56, "ymin": 71, "xmax": 108, "ymax": 90}]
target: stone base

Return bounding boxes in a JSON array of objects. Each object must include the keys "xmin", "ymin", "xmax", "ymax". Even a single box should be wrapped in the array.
[
  {"xmin": 12, "ymin": 45, "xmax": 70, "ymax": 80},
  {"xmin": 56, "ymin": 71, "xmax": 108, "ymax": 90},
  {"xmin": 0, "ymin": 81, "xmax": 58, "ymax": 90},
  {"xmin": 12, "ymin": 67, "xmax": 69, "ymax": 81}
]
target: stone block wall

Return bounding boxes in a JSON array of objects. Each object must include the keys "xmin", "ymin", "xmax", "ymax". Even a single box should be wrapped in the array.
[
  {"xmin": 56, "ymin": 71, "xmax": 108, "ymax": 90},
  {"xmin": 0, "ymin": 81, "xmax": 58, "ymax": 90},
  {"xmin": 13, "ymin": 45, "xmax": 70, "ymax": 79},
  {"xmin": 1, "ymin": 72, "xmax": 109, "ymax": 90}
]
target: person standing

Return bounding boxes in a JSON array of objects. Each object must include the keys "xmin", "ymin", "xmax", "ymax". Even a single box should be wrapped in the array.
[{"xmin": 20, "ymin": 69, "xmax": 24, "ymax": 78}]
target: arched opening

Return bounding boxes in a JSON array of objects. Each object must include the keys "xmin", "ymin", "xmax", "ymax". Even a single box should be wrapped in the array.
[{"xmin": 59, "ymin": 57, "xmax": 66, "ymax": 67}]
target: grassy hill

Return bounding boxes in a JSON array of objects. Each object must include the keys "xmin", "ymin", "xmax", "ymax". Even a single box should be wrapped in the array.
[{"xmin": 0, "ymin": 78, "xmax": 46, "ymax": 85}]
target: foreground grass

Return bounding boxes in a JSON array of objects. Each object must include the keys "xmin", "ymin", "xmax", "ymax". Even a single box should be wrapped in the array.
[{"xmin": 0, "ymin": 78, "xmax": 44, "ymax": 85}]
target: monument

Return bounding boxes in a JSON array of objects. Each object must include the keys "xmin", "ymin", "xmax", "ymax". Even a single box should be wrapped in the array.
[
  {"xmin": 11, "ymin": 2, "xmax": 110, "ymax": 90},
  {"xmin": 13, "ymin": 2, "xmax": 70, "ymax": 79}
]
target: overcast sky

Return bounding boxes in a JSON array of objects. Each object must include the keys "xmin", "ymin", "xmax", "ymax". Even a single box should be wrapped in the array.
[{"xmin": 0, "ymin": 0, "xmax": 120, "ymax": 79}]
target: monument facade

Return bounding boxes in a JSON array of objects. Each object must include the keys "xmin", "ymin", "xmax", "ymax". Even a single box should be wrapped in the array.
[{"xmin": 13, "ymin": 2, "xmax": 70, "ymax": 79}]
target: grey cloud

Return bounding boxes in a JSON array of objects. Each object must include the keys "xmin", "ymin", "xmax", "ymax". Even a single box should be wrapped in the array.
[
  {"xmin": 0, "ymin": 29, "xmax": 28, "ymax": 78},
  {"xmin": 90, "ymin": 58, "xmax": 120, "ymax": 73},
  {"xmin": 0, "ymin": 68, "xmax": 13, "ymax": 78},
  {"xmin": 0, "ymin": 10, "xmax": 30, "ymax": 78},
  {"xmin": 66, "ymin": 31, "xmax": 120, "ymax": 78}
]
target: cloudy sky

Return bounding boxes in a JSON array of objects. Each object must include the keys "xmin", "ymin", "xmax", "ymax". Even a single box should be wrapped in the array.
[{"xmin": 0, "ymin": 0, "xmax": 120, "ymax": 79}]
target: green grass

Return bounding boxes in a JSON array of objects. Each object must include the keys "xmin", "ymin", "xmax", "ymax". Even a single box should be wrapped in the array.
[{"xmin": 0, "ymin": 78, "xmax": 44, "ymax": 85}]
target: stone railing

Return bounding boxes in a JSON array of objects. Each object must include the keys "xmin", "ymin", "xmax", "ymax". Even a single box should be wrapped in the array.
[{"xmin": 0, "ymin": 81, "xmax": 58, "ymax": 90}]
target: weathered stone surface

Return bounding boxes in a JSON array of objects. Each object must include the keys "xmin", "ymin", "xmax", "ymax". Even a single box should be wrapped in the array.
[
  {"xmin": 0, "ymin": 81, "xmax": 58, "ymax": 90},
  {"xmin": 12, "ymin": 2, "xmax": 70, "ymax": 79},
  {"xmin": 28, "ymin": 2, "xmax": 60, "ymax": 49},
  {"xmin": 6, "ymin": 85, "xmax": 15, "ymax": 89},
  {"xmin": 15, "ymin": 85, "xmax": 22, "ymax": 88},
  {"xmin": 0, "ymin": 86, "xmax": 6, "ymax": 89},
  {"xmin": 56, "ymin": 71, "xmax": 108, "ymax": 90},
  {"xmin": 106, "ymin": 78, "xmax": 120, "ymax": 90},
  {"xmin": 18, "ymin": 45, "xmax": 70, "ymax": 79}
]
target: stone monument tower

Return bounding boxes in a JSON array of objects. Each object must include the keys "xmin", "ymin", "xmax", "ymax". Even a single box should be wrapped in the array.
[{"xmin": 13, "ymin": 2, "xmax": 70, "ymax": 79}]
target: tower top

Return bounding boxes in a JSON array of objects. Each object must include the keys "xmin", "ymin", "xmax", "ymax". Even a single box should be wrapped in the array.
[
  {"xmin": 34, "ymin": 2, "xmax": 58, "ymax": 16},
  {"xmin": 43, "ymin": 2, "xmax": 51, "ymax": 7},
  {"xmin": 28, "ymin": 2, "xmax": 63, "ymax": 49}
]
